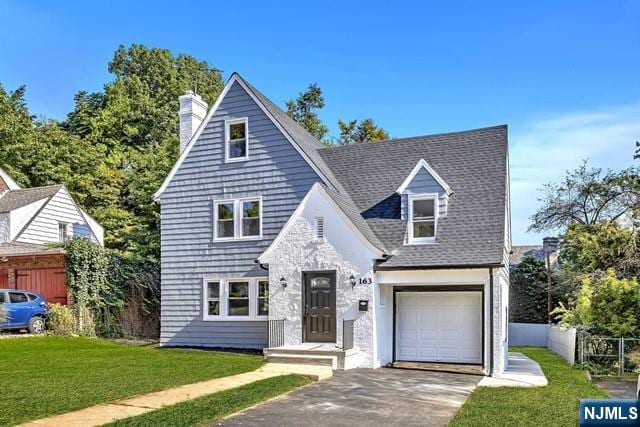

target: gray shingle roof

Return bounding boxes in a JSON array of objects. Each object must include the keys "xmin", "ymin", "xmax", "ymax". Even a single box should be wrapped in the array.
[
  {"xmin": 236, "ymin": 74, "xmax": 508, "ymax": 269},
  {"xmin": 318, "ymin": 126, "xmax": 509, "ymax": 269},
  {"xmin": 510, "ymin": 245, "xmax": 544, "ymax": 266},
  {"xmin": 0, "ymin": 185, "xmax": 62, "ymax": 213}
]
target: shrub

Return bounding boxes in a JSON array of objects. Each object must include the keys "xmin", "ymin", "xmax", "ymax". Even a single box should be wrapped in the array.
[{"xmin": 46, "ymin": 304, "xmax": 76, "ymax": 336}]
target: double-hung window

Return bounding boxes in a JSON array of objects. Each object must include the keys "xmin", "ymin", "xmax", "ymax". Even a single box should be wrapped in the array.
[
  {"xmin": 257, "ymin": 280, "xmax": 269, "ymax": 317},
  {"xmin": 227, "ymin": 281, "xmax": 250, "ymax": 316},
  {"xmin": 205, "ymin": 281, "xmax": 220, "ymax": 317},
  {"xmin": 225, "ymin": 118, "xmax": 248, "ymax": 162},
  {"xmin": 203, "ymin": 278, "xmax": 268, "ymax": 320},
  {"xmin": 214, "ymin": 197, "xmax": 262, "ymax": 241},
  {"xmin": 408, "ymin": 194, "xmax": 438, "ymax": 244}
]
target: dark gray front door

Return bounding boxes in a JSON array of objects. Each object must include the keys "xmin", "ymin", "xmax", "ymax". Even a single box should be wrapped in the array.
[{"xmin": 303, "ymin": 271, "xmax": 336, "ymax": 342}]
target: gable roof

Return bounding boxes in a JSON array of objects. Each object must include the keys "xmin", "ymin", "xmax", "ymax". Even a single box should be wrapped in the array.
[
  {"xmin": 153, "ymin": 73, "xmax": 342, "ymax": 201},
  {"xmin": 258, "ymin": 183, "xmax": 385, "ymax": 263},
  {"xmin": 396, "ymin": 158, "xmax": 453, "ymax": 195},
  {"xmin": 318, "ymin": 125, "xmax": 509, "ymax": 269},
  {"xmin": 0, "ymin": 185, "xmax": 62, "ymax": 213}
]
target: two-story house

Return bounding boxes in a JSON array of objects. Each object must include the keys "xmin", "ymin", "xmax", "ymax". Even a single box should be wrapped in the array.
[
  {"xmin": 0, "ymin": 167, "xmax": 104, "ymax": 304},
  {"xmin": 155, "ymin": 74, "xmax": 511, "ymax": 375}
]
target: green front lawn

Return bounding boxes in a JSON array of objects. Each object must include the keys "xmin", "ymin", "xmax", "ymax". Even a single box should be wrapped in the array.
[
  {"xmin": 0, "ymin": 337, "xmax": 263, "ymax": 426},
  {"xmin": 449, "ymin": 347, "xmax": 608, "ymax": 427},
  {"xmin": 109, "ymin": 374, "xmax": 311, "ymax": 426}
]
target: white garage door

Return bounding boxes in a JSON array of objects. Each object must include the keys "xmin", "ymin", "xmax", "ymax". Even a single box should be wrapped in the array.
[{"xmin": 396, "ymin": 291, "xmax": 482, "ymax": 364}]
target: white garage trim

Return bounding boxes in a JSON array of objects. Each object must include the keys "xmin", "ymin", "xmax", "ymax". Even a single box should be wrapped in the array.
[{"xmin": 393, "ymin": 286, "xmax": 484, "ymax": 365}]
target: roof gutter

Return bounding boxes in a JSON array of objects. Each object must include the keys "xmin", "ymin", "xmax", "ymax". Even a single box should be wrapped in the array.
[
  {"xmin": 489, "ymin": 266, "xmax": 494, "ymax": 377},
  {"xmin": 374, "ymin": 262, "xmax": 504, "ymax": 272}
]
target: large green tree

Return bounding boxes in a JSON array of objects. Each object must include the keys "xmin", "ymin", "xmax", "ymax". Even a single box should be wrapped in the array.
[{"xmin": 63, "ymin": 44, "xmax": 224, "ymax": 257}]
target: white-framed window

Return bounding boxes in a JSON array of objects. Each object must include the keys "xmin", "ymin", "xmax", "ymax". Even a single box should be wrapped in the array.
[
  {"xmin": 225, "ymin": 117, "xmax": 249, "ymax": 162},
  {"xmin": 407, "ymin": 193, "xmax": 438, "ymax": 244},
  {"xmin": 205, "ymin": 281, "xmax": 221, "ymax": 317},
  {"xmin": 213, "ymin": 197, "xmax": 262, "ymax": 241},
  {"xmin": 202, "ymin": 277, "xmax": 268, "ymax": 321},
  {"xmin": 58, "ymin": 222, "xmax": 69, "ymax": 243},
  {"xmin": 257, "ymin": 279, "xmax": 269, "ymax": 317}
]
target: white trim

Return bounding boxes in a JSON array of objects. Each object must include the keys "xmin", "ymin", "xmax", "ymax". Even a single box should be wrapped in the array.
[
  {"xmin": 0, "ymin": 166, "xmax": 20, "ymax": 190},
  {"xmin": 396, "ymin": 158, "xmax": 453, "ymax": 195},
  {"xmin": 213, "ymin": 196, "xmax": 263, "ymax": 242},
  {"xmin": 153, "ymin": 74, "xmax": 334, "ymax": 201},
  {"xmin": 202, "ymin": 277, "xmax": 269, "ymax": 321},
  {"xmin": 224, "ymin": 117, "xmax": 249, "ymax": 163},
  {"xmin": 407, "ymin": 193, "xmax": 438, "ymax": 245},
  {"xmin": 258, "ymin": 183, "xmax": 384, "ymax": 263}
]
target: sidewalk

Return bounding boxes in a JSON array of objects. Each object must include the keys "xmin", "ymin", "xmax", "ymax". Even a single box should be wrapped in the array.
[
  {"xmin": 478, "ymin": 352, "xmax": 548, "ymax": 387},
  {"xmin": 20, "ymin": 363, "xmax": 332, "ymax": 427}
]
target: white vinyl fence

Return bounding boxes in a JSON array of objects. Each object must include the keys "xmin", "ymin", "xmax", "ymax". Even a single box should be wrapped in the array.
[{"xmin": 509, "ymin": 322, "xmax": 577, "ymax": 365}]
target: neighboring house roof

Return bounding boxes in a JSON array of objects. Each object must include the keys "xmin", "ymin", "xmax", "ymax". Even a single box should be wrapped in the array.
[
  {"xmin": 510, "ymin": 245, "xmax": 544, "ymax": 266},
  {"xmin": 0, "ymin": 242, "xmax": 65, "ymax": 257},
  {"xmin": 0, "ymin": 185, "xmax": 63, "ymax": 213},
  {"xmin": 318, "ymin": 126, "xmax": 509, "ymax": 269}
]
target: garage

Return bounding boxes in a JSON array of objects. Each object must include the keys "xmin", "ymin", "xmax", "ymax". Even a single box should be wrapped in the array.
[{"xmin": 395, "ymin": 290, "xmax": 483, "ymax": 364}]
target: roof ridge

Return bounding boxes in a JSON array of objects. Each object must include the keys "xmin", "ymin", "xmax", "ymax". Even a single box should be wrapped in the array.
[
  {"xmin": 8, "ymin": 184, "xmax": 64, "ymax": 192},
  {"xmin": 319, "ymin": 124, "xmax": 508, "ymax": 151}
]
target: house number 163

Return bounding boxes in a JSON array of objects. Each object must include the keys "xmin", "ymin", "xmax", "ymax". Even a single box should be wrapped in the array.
[{"xmin": 359, "ymin": 277, "xmax": 372, "ymax": 285}]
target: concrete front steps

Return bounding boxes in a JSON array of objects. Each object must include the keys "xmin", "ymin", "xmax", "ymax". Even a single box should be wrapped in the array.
[{"xmin": 263, "ymin": 344, "xmax": 361, "ymax": 370}]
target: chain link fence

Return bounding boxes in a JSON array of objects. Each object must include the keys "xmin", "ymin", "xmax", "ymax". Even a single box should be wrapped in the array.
[{"xmin": 578, "ymin": 334, "xmax": 640, "ymax": 375}]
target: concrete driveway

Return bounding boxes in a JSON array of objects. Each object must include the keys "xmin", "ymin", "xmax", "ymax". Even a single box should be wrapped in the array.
[{"xmin": 219, "ymin": 368, "xmax": 480, "ymax": 427}]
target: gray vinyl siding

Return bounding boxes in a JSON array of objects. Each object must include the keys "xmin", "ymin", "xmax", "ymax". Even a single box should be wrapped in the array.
[
  {"xmin": 16, "ymin": 188, "xmax": 96, "ymax": 245},
  {"xmin": 159, "ymin": 81, "xmax": 321, "ymax": 348},
  {"xmin": 400, "ymin": 168, "xmax": 448, "ymax": 220}
]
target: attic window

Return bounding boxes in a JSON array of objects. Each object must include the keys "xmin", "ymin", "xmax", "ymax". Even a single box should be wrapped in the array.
[
  {"xmin": 225, "ymin": 118, "xmax": 248, "ymax": 162},
  {"xmin": 408, "ymin": 194, "xmax": 437, "ymax": 244},
  {"xmin": 315, "ymin": 216, "xmax": 324, "ymax": 240}
]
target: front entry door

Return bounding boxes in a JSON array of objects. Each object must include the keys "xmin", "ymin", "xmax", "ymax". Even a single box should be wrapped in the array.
[{"xmin": 303, "ymin": 271, "xmax": 336, "ymax": 342}]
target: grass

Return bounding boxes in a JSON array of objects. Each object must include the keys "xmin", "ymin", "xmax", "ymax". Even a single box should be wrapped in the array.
[
  {"xmin": 108, "ymin": 374, "xmax": 310, "ymax": 426},
  {"xmin": 0, "ymin": 337, "xmax": 263, "ymax": 426},
  {"xmin": 449, "ymin": 347, "xmax": 608, "ymax": 427}
]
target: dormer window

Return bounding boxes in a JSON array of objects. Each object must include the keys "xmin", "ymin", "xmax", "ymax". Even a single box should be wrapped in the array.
[
  {"xmin": 225, "ymin": 118, "xmax": 248, "ymax": 162},
  {"xmin": 408, "ymin": 194, "xmax": 437, "ymax": 244}
]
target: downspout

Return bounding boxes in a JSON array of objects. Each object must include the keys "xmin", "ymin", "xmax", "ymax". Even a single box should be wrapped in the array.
[{"xmin": 488, "ymin": 267, "xmax": 494, "ymax": 376}]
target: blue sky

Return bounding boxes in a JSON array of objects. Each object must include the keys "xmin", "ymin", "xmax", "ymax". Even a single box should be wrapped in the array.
[{"xmin": 1, "ymin": 0, "xmax": 639, "ymax": 244}]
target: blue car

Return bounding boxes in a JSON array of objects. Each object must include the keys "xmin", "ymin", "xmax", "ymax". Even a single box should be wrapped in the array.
[{"xmin": 0, "ymin": 289, "xmax": 48, "ymax": 334}]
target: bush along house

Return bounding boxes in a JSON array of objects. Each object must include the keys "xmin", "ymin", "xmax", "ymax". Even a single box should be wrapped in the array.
[
  {"xmin": 155, "ymin": 73, "xmax": 511, "ymax": 375},
  {"xmin": 0, "ymin": 167, "xmax": 104, "ymax": 304}
]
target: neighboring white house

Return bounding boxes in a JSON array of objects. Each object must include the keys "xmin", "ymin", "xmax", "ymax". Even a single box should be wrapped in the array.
[
  {"xmin": 0, "ymin": 167, "xmax": 104, "ymax": 303},
  {"xmin": 155, "ymin": 73, "xmax": 511, "ymax": 375}
]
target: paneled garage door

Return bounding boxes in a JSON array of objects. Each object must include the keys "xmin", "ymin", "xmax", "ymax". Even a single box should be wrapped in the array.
[
  {"xmin": 396, "ymin": 291, "xmax": 482, "ymax": 364},
  {"xmin": 16, "ymin": 268, "xmax": 68, "ymax": 305}
]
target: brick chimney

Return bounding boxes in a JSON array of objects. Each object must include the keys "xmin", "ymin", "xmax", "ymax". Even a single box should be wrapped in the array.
[{"xmin": 178, "ymin": 91, "xmax": 208, "ymax": 154}]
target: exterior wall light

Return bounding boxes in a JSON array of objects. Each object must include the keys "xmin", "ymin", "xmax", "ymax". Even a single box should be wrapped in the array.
[
  {"xmin": 349, "ymin": 274, "xmax": 356, "ymax": 288},
  {"xmin": 280, "ymin": 276, "xmax": 287, "ymax": 289}
]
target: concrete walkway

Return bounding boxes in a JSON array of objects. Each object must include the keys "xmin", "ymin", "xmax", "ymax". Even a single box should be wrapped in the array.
[
  {"xmin": 20, "ymin": 363, "xmax": 332, "ymax": 427},
  {"xmin": 479, "ymin": 352, "xmax": 548, "ymax": 387}
]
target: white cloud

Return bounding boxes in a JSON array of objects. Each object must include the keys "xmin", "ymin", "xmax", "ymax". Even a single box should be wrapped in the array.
[{"xmin": 510, "ymin": 100, "xmax": 640, "ymax": 245}]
